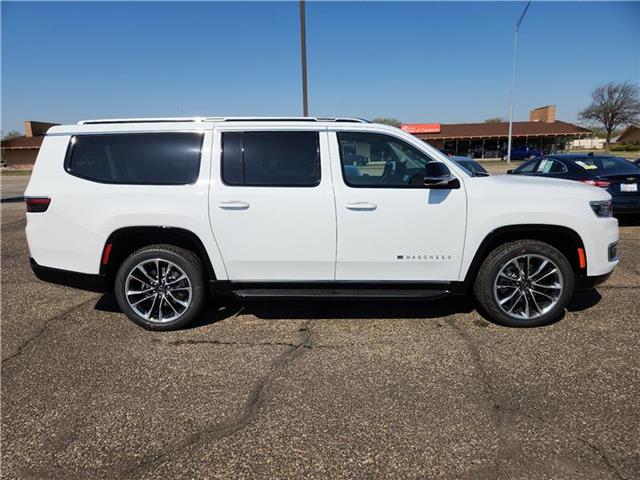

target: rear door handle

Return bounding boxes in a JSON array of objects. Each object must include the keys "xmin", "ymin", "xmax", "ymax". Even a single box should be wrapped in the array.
[
  {"xmin": 218, "ymin": 201, "xmax": 250, "ymax": 210},
  {"xmin": 345, "ymin": 202, "xmax": 377, "ymax": 211}
]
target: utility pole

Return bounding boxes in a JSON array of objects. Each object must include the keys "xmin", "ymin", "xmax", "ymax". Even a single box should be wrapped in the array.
[
  {"xmin": 506, "ymin": 0, "xmax": 531, "ymax": 163},
  {"xmin": 299, "ymin": 0, "xmax": 309, "ymax": 116}
]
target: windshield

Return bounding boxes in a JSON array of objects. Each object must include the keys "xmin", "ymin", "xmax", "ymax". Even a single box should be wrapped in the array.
[{"xmin": 570, "ymin": 156, "xmax": 640, "ymax": 176}]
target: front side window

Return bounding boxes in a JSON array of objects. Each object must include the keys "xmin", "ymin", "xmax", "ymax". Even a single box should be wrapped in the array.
[
  {"xmin": 515, "ymin": 159, "xmax": 540, "ymax": 174},
  {"xmin": 66, "ymin": 132, "xmax": 203, "ymax": 185},
  {"xmin": 222, "ymin": 131, "xmax": 320, "ymax": 187},
  {"xmin": 337, "ymin": 132, "xmax": 435, "ymax": 187}
]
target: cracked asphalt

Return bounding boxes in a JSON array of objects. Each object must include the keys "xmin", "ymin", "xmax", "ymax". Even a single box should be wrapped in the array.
[{"xmin": 2, "ymin": 201, "xmax": 639, "ymax": 480}]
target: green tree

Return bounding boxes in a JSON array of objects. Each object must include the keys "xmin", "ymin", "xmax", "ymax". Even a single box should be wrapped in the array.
[
  {"xmin": 1, "ymin": 131, "xmax": 22, "ymax": 163},
  {"xmin": 1, "ymin": 130, "xmax": 22, "ymax": 140},
  {"xmin": 372, "ymin": 117, "xmax": 402, "ymax": 128},
  {"xmin": 484, "ymin": 117, "xmax": 507, "ymax": 123},
  {"xmin": 579, "ymin": 81, "xmax": 640, "ymax": 147}
]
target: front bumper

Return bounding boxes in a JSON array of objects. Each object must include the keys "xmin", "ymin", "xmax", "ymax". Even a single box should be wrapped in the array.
[
  {"xmin": 30, "ymin": 258, "xmax": 108, "ymax": 293},
  {"xmin": 576, "ymin": 271, "xmax": 612, "ymax": 291}
]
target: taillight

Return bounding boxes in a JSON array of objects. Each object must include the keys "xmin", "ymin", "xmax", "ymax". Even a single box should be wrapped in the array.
[
  {"xmin": 580, "ymin": 179, "xmax": 610, "ymax": 188},
  {"xmin": 25, "ymin": 197, "xmax": 51, "ymax": 213}
]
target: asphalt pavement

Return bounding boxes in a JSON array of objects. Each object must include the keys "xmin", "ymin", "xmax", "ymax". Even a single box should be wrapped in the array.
[
  {"xmin": 1, "ymin": 201, "xmax": 639, "ymax": 479},
  {"xmin": 0, "ymin": 175, "xmax": 29, "ymax": 201}
]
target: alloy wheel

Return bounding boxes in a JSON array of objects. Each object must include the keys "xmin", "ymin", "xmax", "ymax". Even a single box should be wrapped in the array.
[
  {"xmin": 124, "ymin": 258, "xmax": 192, "ymax": 323},
  {"xmin": 493, "ymin": 254, "xmax": 564, "ymax": 320}
]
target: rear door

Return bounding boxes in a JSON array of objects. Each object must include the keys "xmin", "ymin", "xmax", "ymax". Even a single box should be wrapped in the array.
[{"xmin": 209, "ymin": 126, "xmax": 336, "ymax": 281}]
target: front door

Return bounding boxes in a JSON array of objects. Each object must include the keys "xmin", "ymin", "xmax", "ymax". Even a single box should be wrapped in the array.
[
  {"xmin": 210, "ymin": 128, "xmax": 336, "ymax": 281},
  {"xmin": 330, "ymin": 130, "xmax": 467, "ymax": 282}
]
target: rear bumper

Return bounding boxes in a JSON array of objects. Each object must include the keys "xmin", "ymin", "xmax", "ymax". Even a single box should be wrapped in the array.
[
  {"xmin": 30, "ymin": 258, "xmax": 108, "ymax": 293},
  {"xmin": 612, "ymin": 196, "xmax": 640, "ymax": 214}
]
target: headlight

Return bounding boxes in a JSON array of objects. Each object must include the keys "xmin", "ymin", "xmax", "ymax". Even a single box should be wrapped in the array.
[{"xmin": 590, "ymin": 200, "xmax": 613, "ymax": 217}]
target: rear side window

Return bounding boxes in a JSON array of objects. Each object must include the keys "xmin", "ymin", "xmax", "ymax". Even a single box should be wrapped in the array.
[
  {"xmin": 66, "ymin": 133, "xmax": 203, "ymax": 185},
  {"xmin": 574, "ymin": 156, "xmax": 640, "ymax": 175},
  {"xmin": 222, "ymin": 131, "xmax": 320, "ymax": 187}
]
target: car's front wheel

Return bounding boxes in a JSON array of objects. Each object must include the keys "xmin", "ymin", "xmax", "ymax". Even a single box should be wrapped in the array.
[
  {"xmin": 474, "ymin": 240, "xmax": 575, "ymax": 327},
  {"xmin": 114, "ymin": 245, "xmax": 206, "ymax": 330}
]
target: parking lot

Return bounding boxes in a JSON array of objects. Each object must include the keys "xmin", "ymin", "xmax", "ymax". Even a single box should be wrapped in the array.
[{"xmin": 2, "ymin": 186, "xmax": 639, "ymax": 479}]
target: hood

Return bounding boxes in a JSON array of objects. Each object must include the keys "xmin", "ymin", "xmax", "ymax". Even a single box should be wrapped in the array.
[{"xmin": 467, "ymin": 174, "xmax": 611, "ymax": 202}]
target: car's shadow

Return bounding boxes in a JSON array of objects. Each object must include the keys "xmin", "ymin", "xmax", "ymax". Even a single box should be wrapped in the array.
[{"xmin": 95, "ymin": 289, "xmax": 603, "ymax": 329}]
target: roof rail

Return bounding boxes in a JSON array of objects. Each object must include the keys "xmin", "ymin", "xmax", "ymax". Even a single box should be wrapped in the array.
[
  {"xmin": 207, "ymin": 117, "xmax": 369, "ymax": 123},
  {"xmin": 78, "ymin": 116, "xmax": 369, "ymax": 125},
  {"xmin": 78, "ymin": 117, "xmax": 207, "ymax": 125}
]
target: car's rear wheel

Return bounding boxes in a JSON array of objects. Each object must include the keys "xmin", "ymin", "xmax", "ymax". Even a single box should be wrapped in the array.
[
  {"xmin": 474, "ymin": 240, "xmax": 575, "ymax": 327},
  {"xmin": 114, "ymin": 245, "xmax": 206, "ymax": 330}
]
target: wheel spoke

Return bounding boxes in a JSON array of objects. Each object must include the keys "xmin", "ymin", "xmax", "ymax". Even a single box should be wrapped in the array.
[
  {"xmin": 169, "ymin": 286, "xmax": 192, "ymax": 292},
  {"xmin": 144, "ymin": 294, "xmax": 159, "ymax": 319},
  {"xmin": 529, "ymin": 259, "xmax": 549, "ymax": 280},
  {"xmin": 498, "ymin": 272, "xmax": 518, "ymax": 282},
  {"xmin": 127, "ymin": 287, "xmax": 154, "ymax": 295},
  {"xmin": 168, "ymin": 291, "xmax": 189, "ymax": 308},
  {"xmin": 532, "ymin": 282, "xmax": 561, "ymax": 289},
  {"xmin": 528, "ymin": 290, "xmax": 542, "ymax": 314},
  {"xmin": 507, "ymin": 292, "xmax": 525, "ymax": 313},
  {"xmin": 130, "ymin": 292, "xmax": 155, "ymax": 306},
  {"xmin": 165, "ymin": 295, "xmax": 180, "ymax": 315},
  {"xmin": 530, "ymin": 288, "xmax": 557, "ymax": 301},
  {"xmin": 533, "ymin": 268, "xmax": 557, "ymax": 283},
  {"xmin": 136, "ymin": 265, "xmax": 156, "ymax": 284},
  {"xmin": 499, "ymin": 287, "xmax": 520, "ymax": 305},
  {"xmin": 166, "ymin": 274, "xmax": 187, "ymax": 286}
]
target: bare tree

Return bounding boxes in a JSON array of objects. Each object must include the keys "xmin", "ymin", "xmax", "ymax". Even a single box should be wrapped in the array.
[
  {"xmin": 579, "ymin": 81, "xmax": 640, "ymax": 147},
  {"xmin": 372, "ymin": 117, "xmax": 402, "ymax": 128}
]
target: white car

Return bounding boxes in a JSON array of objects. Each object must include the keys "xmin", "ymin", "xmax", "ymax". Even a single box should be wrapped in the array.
[{"xmin": 25, "ymin": 117, "xmax": 619, "ymax": 330}]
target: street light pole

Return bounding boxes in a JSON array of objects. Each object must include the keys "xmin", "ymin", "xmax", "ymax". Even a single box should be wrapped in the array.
[
  {"xmin": 506, "ymin": 0, "xmax": 531, "ymax": 163},
  {"xmin": 299, "ymin": 0, "xmax": 309, "ymax": 117}
]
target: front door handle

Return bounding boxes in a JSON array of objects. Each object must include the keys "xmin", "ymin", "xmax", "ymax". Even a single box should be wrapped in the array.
[
  {"xmin": 218, "ymin": 201, "xmax": 250, "ymax": 210},
  {"xmin": 345, "ymin": 202, "xmax": 377, "ymax": 211}
]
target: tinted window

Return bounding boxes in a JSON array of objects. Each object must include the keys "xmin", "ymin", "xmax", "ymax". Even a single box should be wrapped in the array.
[
  {"xmin": 572, "ymin": 156, "xmax": 640, "ymax": 175},
  {"xmin": 66, "ymin": 133, "xmax": 203, "ymax": 184},
  {"xmin": 222, "ymin": 131, "xmax": 320, "ymax": 186},
  {"xmin": 515, "ymin": 159, "xmax": 539, "ymax": 174},
  {"xmin": 537, "ymin": 159, "xmax": 567, "ymax": 174},
  {"xmin": 337, "ymin": 132, "xmax": 434, "ymax": 187}
]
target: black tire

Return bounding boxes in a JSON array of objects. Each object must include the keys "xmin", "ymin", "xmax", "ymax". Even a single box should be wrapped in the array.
[
  {"xmin": 114, "ymin": 244, "xmax": 206, "ymax": 331},
  {"xmin": 474, "ymin": 240, "xmax": 575, "ymax": 327}
]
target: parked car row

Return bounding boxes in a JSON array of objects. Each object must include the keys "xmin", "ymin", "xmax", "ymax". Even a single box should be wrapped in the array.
[{"xmin": 508, "ymin": 153, "xmax": 640, "ymax": 215}]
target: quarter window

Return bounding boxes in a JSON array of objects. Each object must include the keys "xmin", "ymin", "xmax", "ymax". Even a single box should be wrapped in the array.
[
  {"xmin": 66, "ymin": 133, "xmax": 203, "ymax": 185},
  {"xmin": 337, "ymin": 132, "xmax": 434, "ymax": 187},
  {"xmin": 222, "ymin": 131, "xmax": 320, "ymax": 187}
]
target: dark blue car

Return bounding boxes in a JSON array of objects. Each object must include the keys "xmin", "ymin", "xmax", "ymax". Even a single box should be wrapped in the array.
[
  {"xmin": 509, "ymin": 154, "xmax": 640, "ymax": 215},
  {"xmin": 502, "ymin": 146, "xmax": 543, "ymax": 160}
]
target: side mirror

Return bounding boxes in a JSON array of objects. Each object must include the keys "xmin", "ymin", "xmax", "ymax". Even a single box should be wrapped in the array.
[
  {"xmin": 423, "ymin": 162, "xmax": 460, "ymax": 189},
  {"xmin": 507, "ymin": 169, "xmax": 514, "ymax": 174}
]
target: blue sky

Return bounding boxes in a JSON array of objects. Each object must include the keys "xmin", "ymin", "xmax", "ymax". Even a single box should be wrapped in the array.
[{"xmin": 2, "ymin": 1, "xmax": 639, "ymax": 133}]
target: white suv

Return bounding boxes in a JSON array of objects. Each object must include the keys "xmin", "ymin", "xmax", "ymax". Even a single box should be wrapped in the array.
[{"xmin": 25, "ymin": 117, "xmax": 619, "ymax": 330}]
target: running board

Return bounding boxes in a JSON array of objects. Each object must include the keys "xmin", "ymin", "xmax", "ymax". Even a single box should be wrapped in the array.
[{"xmin": 231, "ymin": 288, "xmax": 449, "ymax": 299}]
